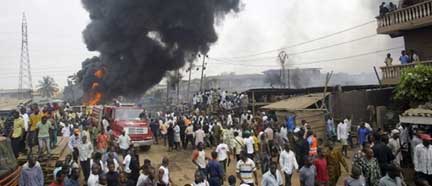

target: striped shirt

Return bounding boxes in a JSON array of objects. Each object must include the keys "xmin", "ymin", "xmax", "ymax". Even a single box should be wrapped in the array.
[{"xmin": 236, "ymin": 158, "xmax": 256, "ymax": 184}]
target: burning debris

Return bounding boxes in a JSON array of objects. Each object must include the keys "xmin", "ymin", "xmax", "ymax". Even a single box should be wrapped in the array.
[{"xmin": 78, "ymin": 0, "xmax": 242, "ymax": 105}]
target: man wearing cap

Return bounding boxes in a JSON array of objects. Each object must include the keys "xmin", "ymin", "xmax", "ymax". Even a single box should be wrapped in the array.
[
  {"xmin": 414, "ymin": 134, "xmax": 432, "ymax": 180},
  {"xmin": 388, "ymin": 129, "xmax": 402, "ymax": 166}
]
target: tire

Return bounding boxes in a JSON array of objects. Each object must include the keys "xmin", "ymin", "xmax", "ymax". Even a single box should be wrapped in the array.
[{"xmin": 142, "ymin": 145, "xmax": 151, "ymax": 151}]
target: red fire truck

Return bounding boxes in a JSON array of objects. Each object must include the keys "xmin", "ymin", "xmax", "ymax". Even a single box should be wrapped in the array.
[{"xmin": 92, "ymin": 103, "xmax": 153, "ymax": 150}]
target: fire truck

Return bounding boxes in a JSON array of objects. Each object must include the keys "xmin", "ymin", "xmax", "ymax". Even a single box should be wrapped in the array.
[{"xmin": 92, "ymin": 103, "xmax": 153, "ymax": 150}]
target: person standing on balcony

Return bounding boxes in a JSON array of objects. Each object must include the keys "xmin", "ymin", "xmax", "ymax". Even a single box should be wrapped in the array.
[
  {"xmin": 384, "ymin": 53, "xmax": 393, "ymax": 66},
  {"xmin": 399, "ymin": 50, "xmax": 410, "ymax": 64},
  {"xmin": 379, "ymin": 2, "xmax": 389, "ymax": 16},
  {"xmin": 388, "ymin": 2, "xmax": 397, "ymax": 12},
  {"xmin": 409, "ymin": 49, "xmax": 421, "ymax": 63}
]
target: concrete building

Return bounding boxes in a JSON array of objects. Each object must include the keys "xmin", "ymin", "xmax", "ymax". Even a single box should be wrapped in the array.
[{"xmin": 377, "ymin": 0, "xmax": 432, "ymax": 84}]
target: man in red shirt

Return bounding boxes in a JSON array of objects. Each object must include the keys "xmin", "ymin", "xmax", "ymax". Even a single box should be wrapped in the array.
[{"xmin": 314, "ymin": 148, "xmax": 329, "ymax": 186}]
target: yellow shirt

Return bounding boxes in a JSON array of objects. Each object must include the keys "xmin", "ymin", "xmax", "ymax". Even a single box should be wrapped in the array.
[
  {"xmin": 12, "ymin": 118, "xmax": 24, "ymax": 138},
  {"xmin": 30, "ymin": 113, "xmax": 43, "ymax": 131}
]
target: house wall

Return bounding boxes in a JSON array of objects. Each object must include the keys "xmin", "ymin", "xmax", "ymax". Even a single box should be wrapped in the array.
[
  {"xmin": 330, "ymin": 88, "xmax": 394, "ymax": 127},
  {"xmin": 404, "ymin": 26, "xmax": 432, "ymax": 61}
]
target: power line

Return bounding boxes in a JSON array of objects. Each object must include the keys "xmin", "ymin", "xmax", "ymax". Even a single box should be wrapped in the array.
[
  {"xmin": 211, "ymin": 33, "xmax": 379, "ymax": 63},
  {"xmin": 213, "ymin": 19, "xmax": 376, "ymax": 59},
  {"xmin": 208, "ymin": 46, "xmax": 403, "ymax": 68}
]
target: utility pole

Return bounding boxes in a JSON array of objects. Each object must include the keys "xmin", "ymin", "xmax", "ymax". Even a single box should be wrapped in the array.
[
  {"xmin": 278, "ymin": 51, "xmax": 288, "ymax": 88},
  {"xmin": 176, "ymin": 69, "xmax": 180, "ymax": 105},
  {"xmin": 199, "ymin": 54, "xmax": 208, "ymax": 91},
  {"xmin": 187, "ymin": 61, "xmax": 193, "ymax": 103},
  {"xmin": 19, "ymin": 12, "xmax": 33, "ymax": 99},
  {"xmin": 321, "ymin": 71, "xmax": 333, "ymax": 110}
]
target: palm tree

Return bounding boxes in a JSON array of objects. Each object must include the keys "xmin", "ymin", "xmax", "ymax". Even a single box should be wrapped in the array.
[{"xmin": 37, "ymin": 76, "xmax": 59, "ymax": 98}]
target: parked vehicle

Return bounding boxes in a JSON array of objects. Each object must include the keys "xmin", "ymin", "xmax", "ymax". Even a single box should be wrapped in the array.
[{"xmin": 92, "ymin": 104, "xmax": 153, "ymax": 150}]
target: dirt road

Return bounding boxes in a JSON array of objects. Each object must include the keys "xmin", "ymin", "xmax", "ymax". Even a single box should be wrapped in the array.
[{"xmin": 138, "ymin": 144, "xmax": 352, "ymax": 186}]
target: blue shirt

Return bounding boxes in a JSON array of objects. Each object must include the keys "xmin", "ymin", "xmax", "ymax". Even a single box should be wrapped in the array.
[
  {"xmin": 358, "ymin": 127, "xmax": 370, "ymax": 145},
  {"xmin": 206, "ymin": 160, "xmax": 224, "ymax": 178},
  {"xmin": 64, "ymin": 178, "xmax": 80, "ymax": 186},
  {"xmin": 19, "ymin": 163, "xmax": 44, "ymax": 186},
  {"xmin": 326, "ymin": 119, "xmax": 335, "ymax": 136},
  {"xmin": 287, "ymin": 116, "xmax": 296, "ymax": 132},
  {"xmin": 399, "ymin": 55, "xmax": 410, "ymax": 64}
]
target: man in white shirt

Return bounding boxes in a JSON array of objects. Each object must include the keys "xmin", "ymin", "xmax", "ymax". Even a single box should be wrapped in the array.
[
  {"xmin": 117, "ymin": 130, "xmax": 131, "ymax": 157},
  {"xmin": 243, "ymin": 133, "xmax": 255, "ymax": 160},
  {"xmin": 122, "ymin": 150, "xmax": 132, "ymax": 174},
  {"xmin": 414, "ymin": 134, "xmax": 432, "ymax": 178},
  {"xmin": 216, "ymin": 142, "xmax": 231, "ymax": 172},
  {"xmin": 87, "ymin": 163, "xmax": 100, "ymax": 186},
  {"xmin": 262, "ymin": 161, "xmax": 283, "ymax": 186},
  {"xmin": 20, "ymin": 108, "xmax": 29, "ymax": 133},
  {"xmin": 344, "ymin": 117, "xmax": 353, "ymax": 147},
  {"xmin": 159, "ymin": 157, "xmax": 172, "ymax": 185},
  {"xmin": 61, "ymin": 123, "xmax": 71, "ymax": 138},
  {"xmin": 279, "ymin": 144, "xmax": 298, "ymax": 186},
  {"xmin": 137, "ymin": 164, "xmax": 151, "ymax": 186},
  {"xmin": 102, "ymin": 117, "xmax": 109, "ymax": 133},
  {"xmin": 192, "ymin": 142, "xmax": 208, "ymax": 174},
  {"xmin": 79, "ymin": 136, "xmax": 93, "ymax": 182},
  {"xmin": 337, "ymin": 121, "xmax": 349, "ymax": 157}
]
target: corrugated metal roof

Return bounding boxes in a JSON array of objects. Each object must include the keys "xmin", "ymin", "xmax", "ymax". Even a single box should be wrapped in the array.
[
  {"xmin": 261, "ymin": 93, "xmax": 329, "ymax": 111},
  {"xmin": 401, "ymin": 108, "xmax": 432, "ymax": 117}
]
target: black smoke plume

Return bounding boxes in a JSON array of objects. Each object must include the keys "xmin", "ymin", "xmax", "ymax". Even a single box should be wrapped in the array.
[{"xmin": 79, "ymin": 0, "xmax": 241, "ymax": 103}]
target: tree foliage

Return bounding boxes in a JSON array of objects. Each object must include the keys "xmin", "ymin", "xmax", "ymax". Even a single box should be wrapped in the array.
[
  {"xmin": 37, "ymin": 76, "xmax": 59, "ymax": 98},
  {"xmin": 394, "ymin": 65, "xmax": 432, "ymax": 103}
]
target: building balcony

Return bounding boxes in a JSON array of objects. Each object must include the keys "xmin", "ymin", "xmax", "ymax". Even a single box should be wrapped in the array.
[
  {"xmin": 381, "ymin": 60, "xmax": 432, "ymax": 85},
  {"xmin": 377, "ymin": 0, "xmax": 432, "ymax": 36}
]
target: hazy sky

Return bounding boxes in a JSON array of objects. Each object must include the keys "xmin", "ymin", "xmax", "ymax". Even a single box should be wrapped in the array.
[{"xmin": 0, "ymin": 0, "xmax": 403, "ymax": 89}]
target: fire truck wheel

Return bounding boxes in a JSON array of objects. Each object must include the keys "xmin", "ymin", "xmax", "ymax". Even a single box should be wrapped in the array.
[{"xmin": 141, "ymin": 145, "xmax": 151, "ymax": 151}]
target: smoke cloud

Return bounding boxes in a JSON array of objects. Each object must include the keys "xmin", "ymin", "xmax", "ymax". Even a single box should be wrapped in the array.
[{"xmin": 79, "ymin": 0, "xmax": 241, "ymax": 102}]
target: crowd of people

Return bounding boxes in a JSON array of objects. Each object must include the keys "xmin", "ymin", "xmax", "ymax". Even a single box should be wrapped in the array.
[
  {"xmin": 2, "ymin": 100, "xmax": 432, "ymax": 186},
  {"xmin": 192, "ymin": 89, "xmax": 248, "ymax": 112}
]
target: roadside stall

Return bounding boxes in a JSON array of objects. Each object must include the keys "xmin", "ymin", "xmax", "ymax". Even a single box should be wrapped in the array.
[{"xmin": 260, "ymin": 93, "xmax": 329, "ymax": 139}]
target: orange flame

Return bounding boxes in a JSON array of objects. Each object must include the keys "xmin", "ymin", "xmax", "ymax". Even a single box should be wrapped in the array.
[
  {"xmin": 88, "ymin": 92, "xmax": 102, "ymax": 106},
  {"xmin": 85, "ymin": 69, "xmax": 105, "ymax": 105},
  {"xmin": 94, "ymin": 69, "xmax": 104, "ymax": 79}
]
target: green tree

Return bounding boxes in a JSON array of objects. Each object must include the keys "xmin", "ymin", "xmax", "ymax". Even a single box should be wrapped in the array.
[
  {"xmin": 37, "ymin": 76, "xmax": 59, "ymax": 98},
  {"xmin": 394, "ymin": 65, "xmax": 432, "ymax": 103}
]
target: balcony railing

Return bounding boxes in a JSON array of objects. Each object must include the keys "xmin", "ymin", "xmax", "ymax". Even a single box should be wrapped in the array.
[
  {"xmin": 377, "ymin": 0, "xmax": 432, "ymax": 34},
  {"xmin": 381, "ymin": 60, "xmax": 432, "ymax": 84}
]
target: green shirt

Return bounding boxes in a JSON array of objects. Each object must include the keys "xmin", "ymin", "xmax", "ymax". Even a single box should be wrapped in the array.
[{"xmin": 37, "ymin": 121, "xmax": 51, "ymax": 138}]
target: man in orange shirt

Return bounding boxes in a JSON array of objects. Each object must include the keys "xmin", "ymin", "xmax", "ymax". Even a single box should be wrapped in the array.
[{"xmin": 97, "ymin": 130, "xmax": 109, "ymax": 153}]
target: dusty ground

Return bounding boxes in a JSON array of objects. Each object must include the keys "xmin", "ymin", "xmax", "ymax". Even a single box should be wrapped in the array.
[{"xmin": 138, "ymin": 144, "xmax": 353, "ymax": 186}]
